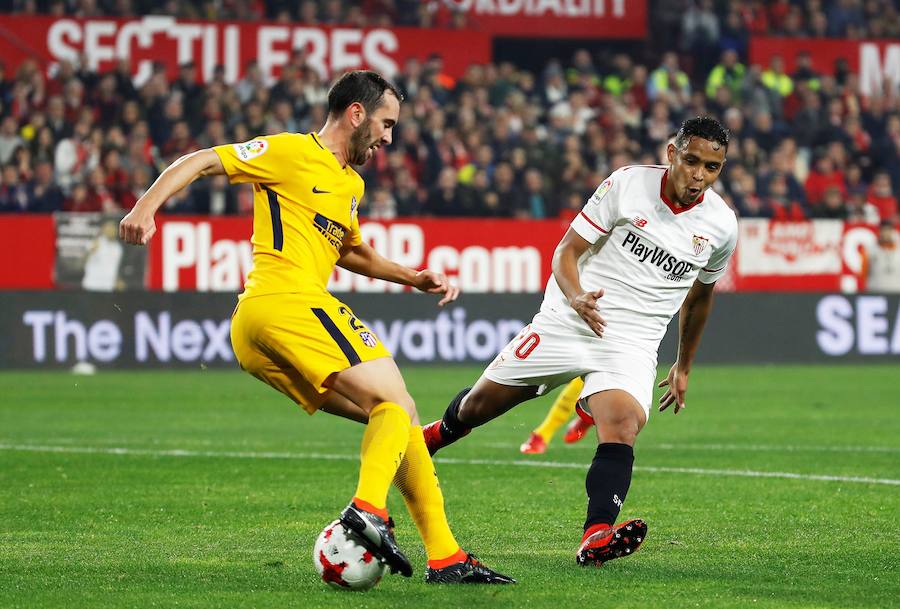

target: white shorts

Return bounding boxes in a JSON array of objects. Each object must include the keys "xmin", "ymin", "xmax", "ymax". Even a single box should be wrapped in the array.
[{"xmin": 482, "ymin": 311, "xmax": 658, "ymax": 418}]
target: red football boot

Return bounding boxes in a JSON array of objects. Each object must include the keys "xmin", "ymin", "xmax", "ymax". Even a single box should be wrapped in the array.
[
  {"xmin": 563, "ymin": 417, "xmax": 593, "ymax": 444},
  {"xmin": 422, "ymin": 420, "xmax": 470, "ymax": 455},
  {"xmin": 576, "ymin": 519, "xmax": 648, "ymax": 567},
  {"xmin": 519, "ymin": 432, "xmax": 547, "ymax": 454}
]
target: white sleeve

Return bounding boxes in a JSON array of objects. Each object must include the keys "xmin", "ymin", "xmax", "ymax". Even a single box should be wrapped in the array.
[
  {"xmin": 697, "ymin": 213, "xmax": 738, "ymax": 284},
  {"xmin": 571, "ymin": 174, "xmax": 620, "ymax": 244}
]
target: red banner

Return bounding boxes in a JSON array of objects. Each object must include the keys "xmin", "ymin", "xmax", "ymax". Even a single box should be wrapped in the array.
[
  {"xmin": 0, "ymin": 16, "xmax": 491, "ymax": 84},
  {"xmin": 146, "ymin": 216, "xmax": 569, "ymax": 292},
  {"xmin": 733, "ymin": 220, "xmax": 878, "ymax": 292},
  {"xmin": 444, "ymin": 0, "xmax": 646, "ymax": 38},
  {"xmin": 0, "ymin": 215, "xmax": 55, "ymax": 289},
  {"xmin": 750, "ymin": 38, "xmax": 900, "ymax": 97},
  {"xmin": 0, "ymin": 215, "xmax": 882, "ymax": 293}
]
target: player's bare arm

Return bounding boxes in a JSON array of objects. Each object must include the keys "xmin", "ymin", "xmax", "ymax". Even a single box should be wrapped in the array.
[
  {"xmin": 658, "ymin": 279, "xmax": 717, "ymax": 414},
  {"xmin": 119, "ymin": 149, "xmax": 226, "ymax": 245},
  {"xmin": 551, "ymin": 227, "xmax": 607, "ymax": 337},
  {"xmin": 338, "ymin": 241, "xmax": 460, "ymax": 306}
]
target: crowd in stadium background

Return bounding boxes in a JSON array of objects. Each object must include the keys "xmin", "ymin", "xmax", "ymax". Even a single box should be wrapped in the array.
[{"xmin": 0, "ymin": 0, "xmax": 897, "ymax": 227}]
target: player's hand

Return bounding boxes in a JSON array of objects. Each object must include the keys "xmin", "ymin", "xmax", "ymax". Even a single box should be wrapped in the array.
[
  {"xmin": 119, "ymin": 208, "xmax": 156, "ymax": 245},
  {"xmin": 658, "ymin": 363, "xmax": 689, "ymax": 414},
  {"xmin": 412, "ymin": 270, "xmax": 460, "ymax": 306},
  {"xmin": 569, "ymin": 289, "xmax": 607, "ymax": 337}
]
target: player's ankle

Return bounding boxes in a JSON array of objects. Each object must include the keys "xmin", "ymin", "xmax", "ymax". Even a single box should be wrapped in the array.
[
  {"xmin": 352, "ymin": 497, "xmax": 388, "ymax": 521},
  {"xmin": 582, "ymin": 522, "xmax": 611, "ymax": 543},
  {"xmin": 427, "ymin": 547, "xmax": 467, "ymax": 569}
]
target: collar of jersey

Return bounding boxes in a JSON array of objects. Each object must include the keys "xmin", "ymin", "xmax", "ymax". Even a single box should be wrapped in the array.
[
  {"xmin": 310, "ymin": 132, "xmax": 350, "ymax": 174},
  {"xmin": 660, "ymin": 169, "xmax": 704, "ymax": 215}
]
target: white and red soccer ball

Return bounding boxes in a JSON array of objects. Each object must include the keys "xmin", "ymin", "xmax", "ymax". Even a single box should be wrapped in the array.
[{"xmin": 313, "ymin": 519, "xmax": 387, "ymax": 590}]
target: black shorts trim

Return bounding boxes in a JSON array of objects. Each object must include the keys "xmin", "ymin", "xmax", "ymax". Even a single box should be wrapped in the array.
[{"xmin": 311, "ymin": 308, "xmax": 361, "ymax": 366}]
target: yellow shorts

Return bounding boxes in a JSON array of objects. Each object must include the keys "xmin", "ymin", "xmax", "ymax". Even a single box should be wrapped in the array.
[{"xmin": 230, "ymin": 293, "xmax": 392, "ymax": 414}]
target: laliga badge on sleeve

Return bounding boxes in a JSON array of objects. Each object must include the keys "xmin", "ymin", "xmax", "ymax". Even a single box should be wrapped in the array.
[
  {"xmin": 233, "ymin": 139, "xmax": 269, "ymax": 161},
  {"xmin": 590, "ymin": 178, "xmax": 613, "ymax": 205}
]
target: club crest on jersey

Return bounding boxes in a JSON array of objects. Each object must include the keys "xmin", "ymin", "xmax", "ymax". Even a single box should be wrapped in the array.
[
  {"xmin": 692, "ymin": 234, "xmax": 709, "ymax": 256},
  {"xmin": 233, "ymin": 139, "xmax": 268, "ymax": 161},
  {"xmin": 589, "ymin": 178, "xmax": 613, "ymax": 205},
  {"xmin": 358, "ymin": 331, "xmax": 378, "ymax": 348}
]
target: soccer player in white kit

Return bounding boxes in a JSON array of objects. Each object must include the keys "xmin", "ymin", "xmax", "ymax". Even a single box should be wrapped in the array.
[{"xmin": 423, "ymin": 117, "xmax": 738, "ymax": 567}]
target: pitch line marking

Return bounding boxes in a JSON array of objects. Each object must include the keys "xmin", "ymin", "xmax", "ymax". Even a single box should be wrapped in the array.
[
  {"xmin": 480, "ymin": 441, "xmax": 900, "ymax": 454},
  {"xmin": 28, "ymin": 437, "xmax": 900, "ymax": 454},
  {"xmin": 0, "ymin": 443, "xmax": 897, "ymax": 487}
]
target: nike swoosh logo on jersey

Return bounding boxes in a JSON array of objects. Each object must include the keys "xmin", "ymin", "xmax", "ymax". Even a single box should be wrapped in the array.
[{"xmin": 312, "ymin": 186, "xmax": 331, "ymax": 194}]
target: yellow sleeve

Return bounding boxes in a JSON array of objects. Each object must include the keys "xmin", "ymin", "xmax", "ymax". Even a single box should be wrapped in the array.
[
  {"xmin": 213, "ymin": 133, "xmax": 296, "ymax": 185},
  {"xmin": 345, "ymin": 175, "xmax": 364, "ymax": 247},
  {"xmin": 346, "ymin": 211, "xmax": 362, "ymax": 247}
]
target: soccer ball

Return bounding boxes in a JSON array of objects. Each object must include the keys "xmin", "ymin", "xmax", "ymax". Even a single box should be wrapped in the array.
[{"xmin": 313, "ymin": 519, "xmax": 387, "ymax": 590}]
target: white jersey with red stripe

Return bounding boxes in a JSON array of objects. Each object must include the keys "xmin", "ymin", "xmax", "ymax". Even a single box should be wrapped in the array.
[{"xmin": 540, "ymin": 164, "xmax": 738, "ymax": 354}]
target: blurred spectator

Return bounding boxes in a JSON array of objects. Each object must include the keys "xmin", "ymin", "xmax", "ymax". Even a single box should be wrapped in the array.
[
  {"xmin": 28, "ymin": 160, "xmax": 64, "ymax": 212},
  {"xmin": 827, "ymin": 0, "xmax": 866, "ymax": 36},
  {"xmin": 648, "ymin": 52, "xmax": 690, "ymax": 109},
  {"xmin": 0, "ymin": 1, "xmax": 895, "ymax": 223},
  {"xmin": 366, "ymin": 187, "xmax": 398, "ymax": 220},
  {"xmin": 847, "ymin": 187, "xmax": 882, "ymax": 224},
  {"xmin": 761, "ymin": 56, "xmax": 794, "ymax": 99},
  {"xmin": 869, "ymin": 171, "xmax": 899, "ymax": 222},
  {"xmin": 0, "ymin": 116, "xmax": 22, "ymax": 164},
  {"xmin": 522, "ymin": 168, "xmax": 550, "ymax": 219},
  {"xmin": 791, "ymin": 51, "xmax": 821, "ymax": 91},
  {"xmin": 805, "ymin": 154, "xmax": 846, "ymax": 205},
  {"xmin": 64, "ymin": 182, "xmax": 99, "ymax": 212},
  {"xmin": 865, "ymin": 221, "xmax": 900, "ymax": 292},
  {"xmin": 705, "ymin": 49, "xmax": 745, "ymax": 100},
  {"xmin": 0, "ymin": 162, "xmax": 29, "ymax": 212},
  {"xmin": 811, "ymin": 185, "xmax": 848, "ymax": 219},
  {"xmin": 423, "ymin": 167, "xmax": 470, "ymax": 216},
  {"xmin": 681, "ymin": 0, "xmax": 720, "ymax": 73},
  {"xmin": 764, "ymin": 174, "xmax": 807, "ymax": 220}
]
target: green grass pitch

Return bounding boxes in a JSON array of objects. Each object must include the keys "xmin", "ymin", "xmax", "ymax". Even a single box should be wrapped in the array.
[{"xmin": 1, "ymin": 365, "xmax": 898, "ymax": 609}]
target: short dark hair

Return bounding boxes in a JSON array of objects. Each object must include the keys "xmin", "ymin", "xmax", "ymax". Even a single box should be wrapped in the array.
[
  {"xmin": 674, "ymin": 116, "xmax": 730, "ymax": 151},
  {"xmin": 327, "ymin": 70, "xmax": 403, "ymax": 117}
]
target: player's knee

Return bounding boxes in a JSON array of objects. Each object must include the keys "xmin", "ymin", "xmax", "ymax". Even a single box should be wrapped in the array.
[
  {"xmin": 359, "ymin": 392, "xmax": 418, "ymax": 425},
  {"xmin": 394, "ymin": 393, "xmax": 418, "ymax": 423},
  {"xmin": 596, "ymin": 412, "xmax": 642, "ymax": 445}
]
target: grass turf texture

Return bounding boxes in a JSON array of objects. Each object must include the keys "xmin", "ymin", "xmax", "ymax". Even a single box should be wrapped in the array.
[{"xmin": 0, "ymin": 366, "xmax": 897, "ymax": 609}]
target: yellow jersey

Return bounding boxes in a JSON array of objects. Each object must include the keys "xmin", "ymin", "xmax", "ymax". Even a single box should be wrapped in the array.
[{"xmin": 214, "ymin": 133, "xmax": 364, "ymax": 301}]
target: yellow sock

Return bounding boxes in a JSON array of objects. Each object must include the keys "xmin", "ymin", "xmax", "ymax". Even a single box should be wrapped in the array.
[
  {"xmin": 353, "ymin": 402, "xmax": 411, "ymax": 516},
  {"xmin": 394, "ymin": 426, "xmax": 462, "ymax": 564},
  {"xmin": 533, "ymin": 378, "xmax": 584, "ymax": 442}
]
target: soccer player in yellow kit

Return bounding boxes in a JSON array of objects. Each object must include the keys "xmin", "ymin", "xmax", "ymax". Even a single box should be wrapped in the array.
[{"xmin": 119, "ymin": 70, "xmax": 513, "ymax": 584}]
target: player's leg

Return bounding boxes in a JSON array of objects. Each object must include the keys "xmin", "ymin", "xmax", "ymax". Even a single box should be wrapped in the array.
[
  {"xmin": 321, "ymin": 357, "xmax": 418, "ymax": 575},
  {"xmin": 424, "ymin": 376, "xmax": 539, "ymax": 454},
  {"xmin": 521, "ymin": 377, "xmax": 585, "ymax": 454},
  {"xmin": 425, "ymin": 317, "xmax": 586, "ymax": 454},
  {"xmin": 328, "ymin": 358, "xmax": 513, "ymax": 584},
  {"xmin": 577, "ymin": 389, "xmax": 648, "ymax": 567},
  {"xmin": 319, "ymin": 392, "xmax": 369, "ymax": 423}
]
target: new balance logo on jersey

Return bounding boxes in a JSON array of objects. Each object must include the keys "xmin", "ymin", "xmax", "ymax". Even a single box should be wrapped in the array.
[
  {"xmin": 622, "ymin": 230, "xmax": 694, "ymax": 281},
  {"xmin": 632, "ymin": 216, "xmax": 648, "ymax": 228}
]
